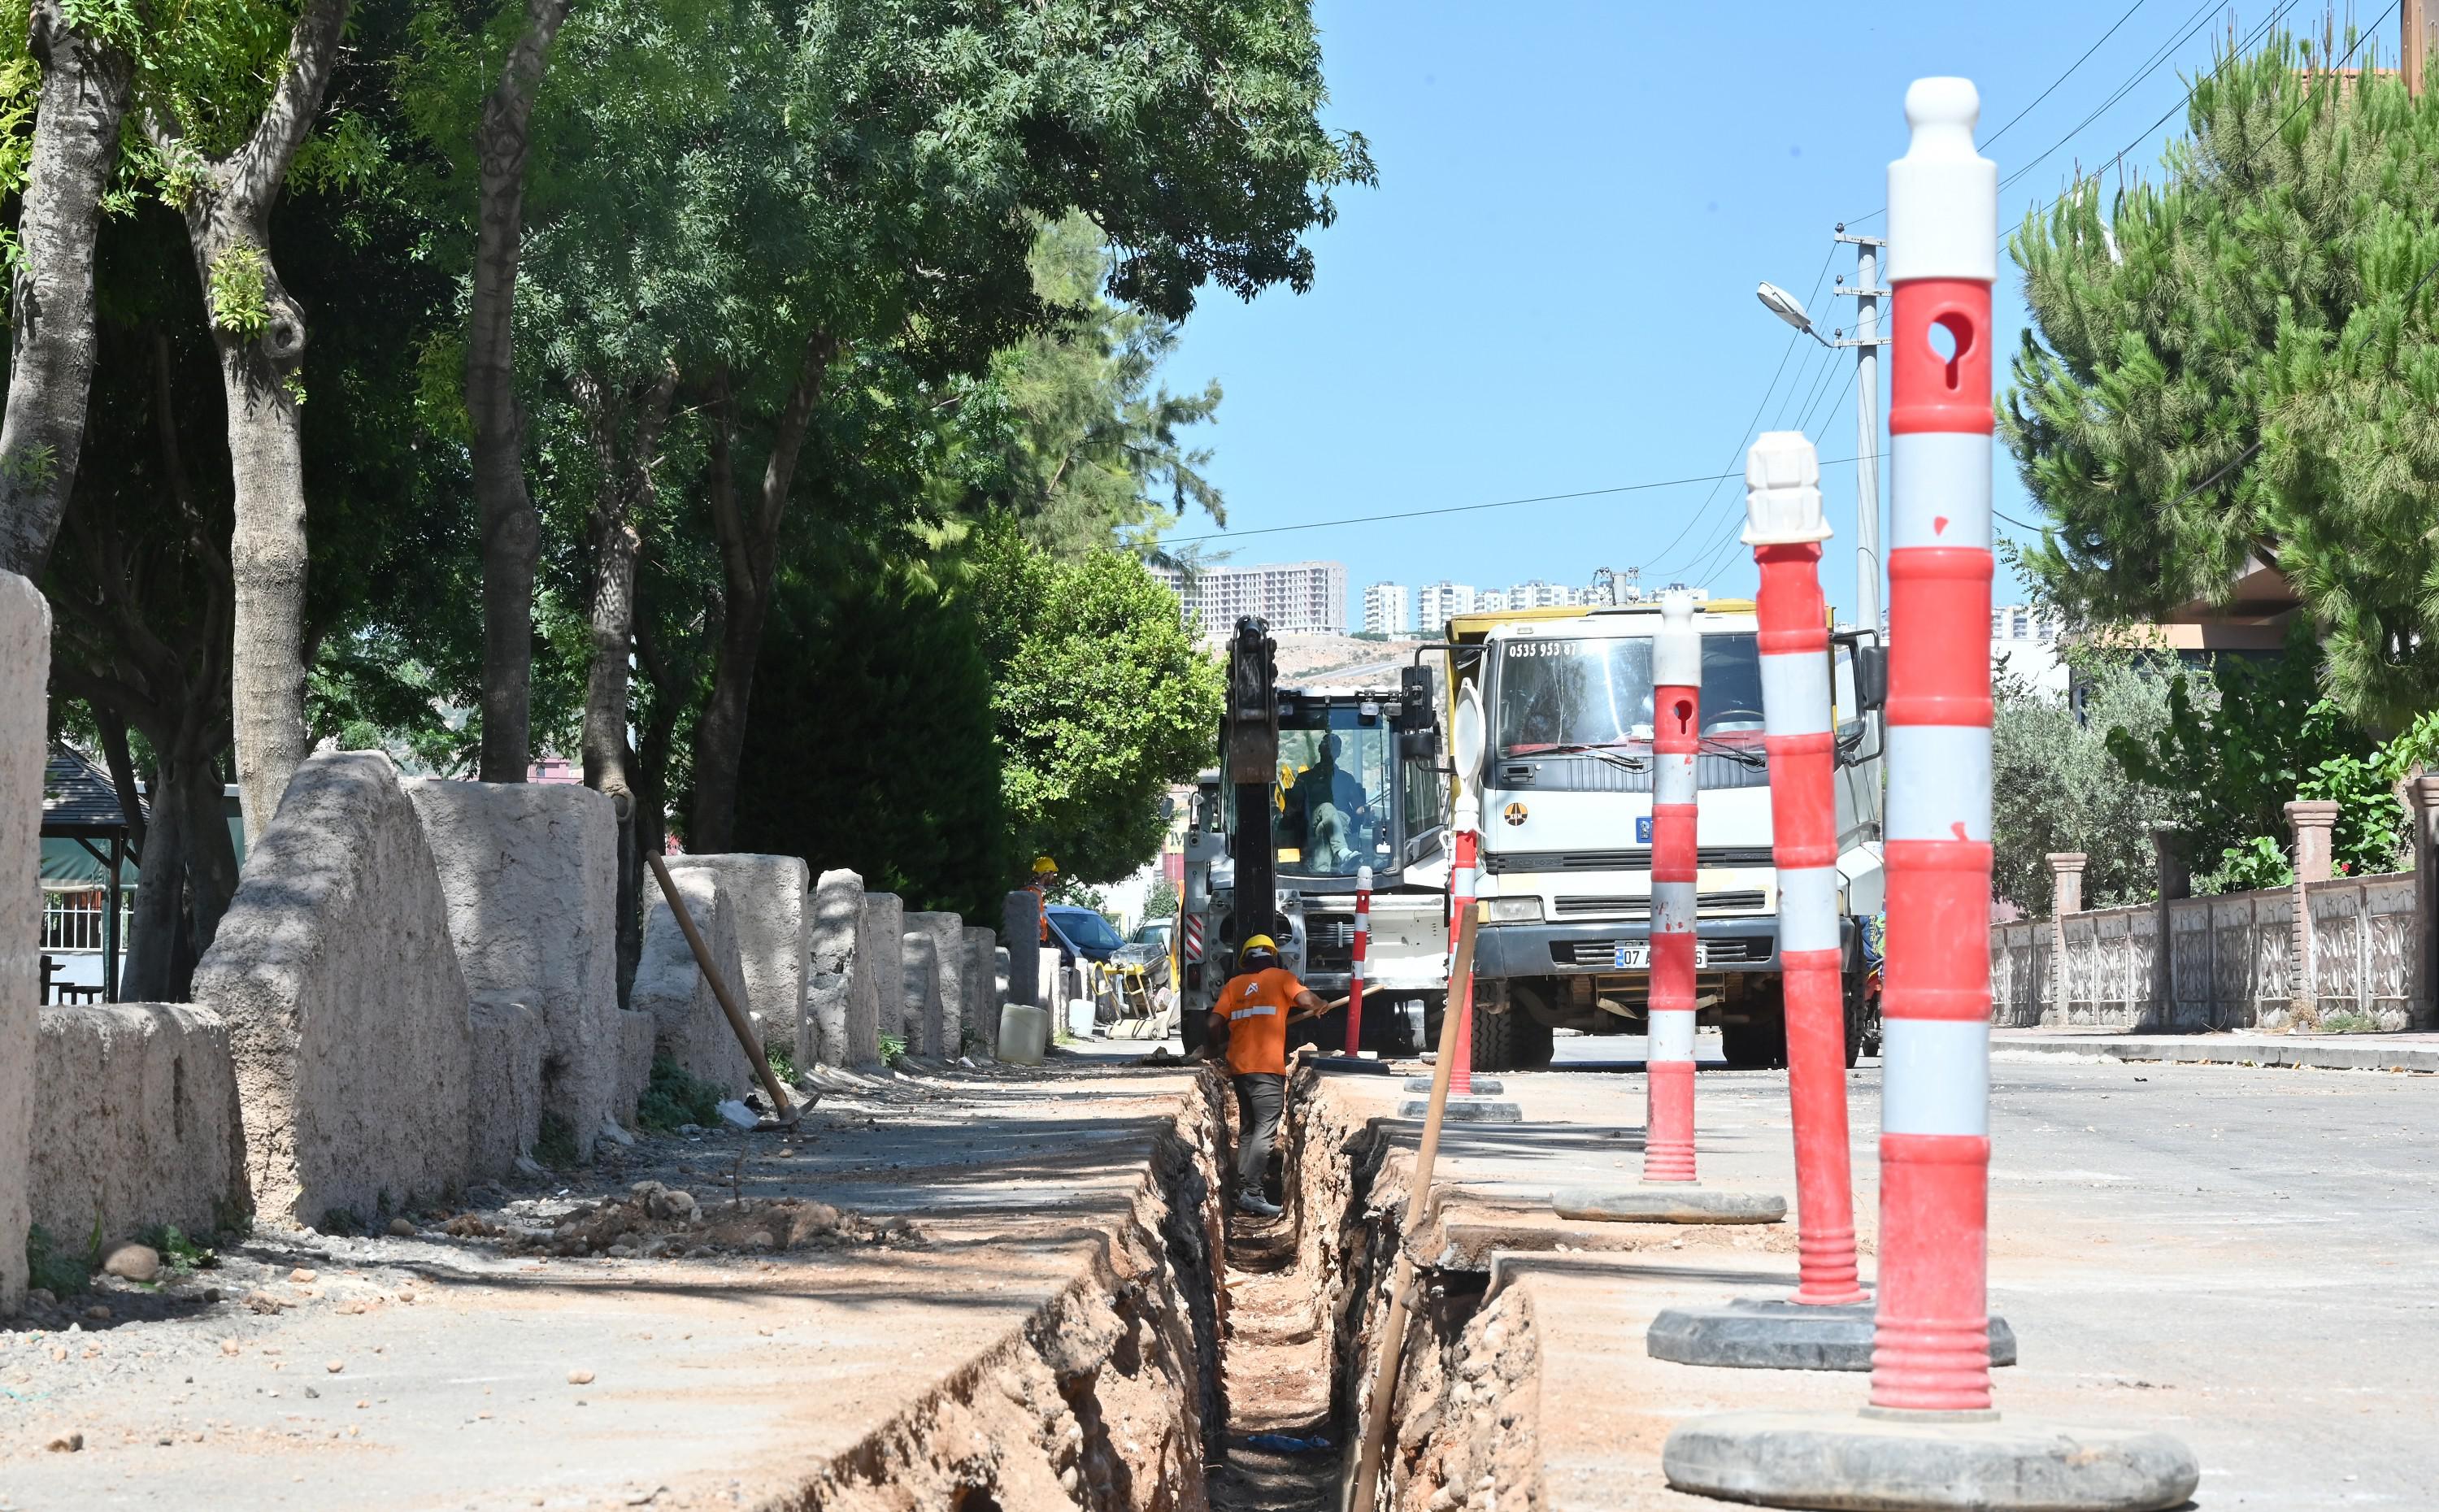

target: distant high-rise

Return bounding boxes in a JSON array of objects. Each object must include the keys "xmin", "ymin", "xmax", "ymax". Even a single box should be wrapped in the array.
[
  {"xmin": 1415, "ymin": 581, "xmax": 1476, "ymax": 632},
  {"xmin": 1152, "ymin": 560, "xmax": 1347, "ymax": 636},
  {"xmin": 1361, "ymin": 581, "xmax": 1412, "ymax": 637}
]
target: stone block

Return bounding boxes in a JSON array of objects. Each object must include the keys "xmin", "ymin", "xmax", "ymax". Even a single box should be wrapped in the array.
[
  {"xmin": 466, "ymin": 1001, "xmax": 546, "ymax": 1178},
  {"xmin": 403, "ymin": 779, "xmax": 620, "ymax": 1162},
  {"xmin": 29, "ymin": 1005, "xmax": 245, "ymax": 1249},
  {"xmin": 0, "ymin": 571, "xmax": 46, "ymax": 1310},
  {"xmin": 1002, "ymin": 891, "xmax": 1041, "ymax": 1006},
  {"xmin": 633, "ymin": 867, "xmax": 753, "ymax": 1094},
  {"xmin": 804, "ymin": 869, "xmax": 879, "ymax": 1068},
  {"xmin": 667, "ymin": 854, "xmax": 810, "ymax": 1052},
  {"xmin": 963, "ymin": 926, "xmax": 999, "ymax": 1053},
  {"xmin": 193, "ymin": 752, "xmax": 474, "ymax": 1229},
  {"xmin": 610, "ymin": 1004, "xmax": 658, "ymax": 1124},
  {"xmin": 902, "ymin": 932, "xmax": 946, "ymax": 1056},
  {"xmin": 905, "ymin": 912, "xmax": 965, "ymax": 1056},
  {"xmin": 865, "ymin": 893, "xmax": 904, "ymax": 1042}
]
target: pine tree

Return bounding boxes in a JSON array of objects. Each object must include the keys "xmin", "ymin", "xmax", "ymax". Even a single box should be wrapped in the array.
[{"xmin": 2006, "ymin": 33, "xmax": 2439, "ymax": 723}]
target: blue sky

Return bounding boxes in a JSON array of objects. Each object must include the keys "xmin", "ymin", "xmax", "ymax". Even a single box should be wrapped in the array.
[{"xmin": 1155, "ymin": 0, "xmax": 2365, "ymax": 628}]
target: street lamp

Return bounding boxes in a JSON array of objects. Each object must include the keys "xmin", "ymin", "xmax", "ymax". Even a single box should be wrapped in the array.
[{"xmin": 1756, "ymin": 281, "xmax": 1832, "ymax": 345}]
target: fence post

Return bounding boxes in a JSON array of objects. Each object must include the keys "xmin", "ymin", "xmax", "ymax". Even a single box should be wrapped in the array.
[
  {"xmin": 2414, "ymin": 776, "xmax": 2439, "ymax": 1030},
  {"xmin": 2150, "ymin": 825, "xmax": 2186, "ymax": 1029},
  {"xmin": 2045, "ymin": 853, "xmax": 2085, "ymax": 1027},
  {"xmin": 2284, "ymin": 800, "xmax": 2341, "ymax": 1028}
]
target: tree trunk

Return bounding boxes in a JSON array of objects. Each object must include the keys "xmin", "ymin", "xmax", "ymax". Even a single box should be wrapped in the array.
[
  {"xmin": 628, "ymin": 602, "xmax": 685, "ymax": 1007},
  {"xmin": 143, "ymin": 0, "xmax": 350, "ymax": 844},
  {"xmin": 573, "ymin": 365, "xmax": 675, "ymax": 1002},
  {"xmin": 686, "ymin": 334, "xmax": 835, "ymax": 853},
  {"xmin": 470, "ymin": 0, "xmax": 573, "ymax": 782},
  {"xmin": 120, "ymin": 750, "xmax": 190, "ymax": 1002},
  {"xmin": 0, "ymin": 4, "xmax": 130, "ymax": 577}
]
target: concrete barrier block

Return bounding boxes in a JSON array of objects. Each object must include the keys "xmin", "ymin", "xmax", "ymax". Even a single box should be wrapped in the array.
[
  {"xmin": 963, "ymin": 926, "xmax": 998, "ymax": 1053},
  {"xmin": 804, "ymin": 869, "xmax": 879, "ymax": 1069},
  {"xmin": 667, "ymin": 854, "xmax": 810, "ymax": 1052},
  {"xmin": 866, "ymin": 893, "xmax": 904, "ymax": 1043},
  {"xmin": 0, "ymin": 571, "xmax": 47, "ymax": 1310},
  {"xmin": 467, "ymin": 1001, "xmax": 546, "ymax": 1178},
  {"xmin": 905, "ymin": 912, "xmax": 965, "ymax": 1056},
  {"xmin": 29, "ymin": 1004, "xmax": 245, "ymax": 1249},
  {"xmin": 404, "ymin": 779, "xmax": 620, "ymax": 1162},
  {"xmin": 194, "ymin": 751, "xmax": 474, "ymax": 1229},
  {"xmin": 634, "ymin": 867, "xmax": 753, "ymax": 1094},
  {"xmin": 1002, "ymin": 891, "xmax": 1041, "ymax": 1007},
  {"xmin": 902, "ymin": 931, "xmax": 946, "ymax": 1056}
]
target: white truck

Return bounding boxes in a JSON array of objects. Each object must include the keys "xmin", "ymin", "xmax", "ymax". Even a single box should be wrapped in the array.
[{"xmin": 1441, "ymin": 599, "xmax": 1887, "ymax": 1071}]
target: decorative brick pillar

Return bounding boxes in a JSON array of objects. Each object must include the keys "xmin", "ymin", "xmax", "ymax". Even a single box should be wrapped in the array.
[
  {"xmin": 2150, "ymin": 825, "xmax": 2188, "ymax": 1028},
  {"xmin": 2285, "ymin": 799, "xmax": 2341, "ymax": 1026},
  {"xmin": 2046, "ymin": 852, "xmax": 2087, "ymax": 1024},
  {"xmin": 2411, "ymin": 777, "xmax": 2439, "ymax": 1029}
]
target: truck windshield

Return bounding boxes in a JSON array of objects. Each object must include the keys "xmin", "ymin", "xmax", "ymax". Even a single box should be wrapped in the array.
[
  {"xmin": 1496, "ymin": 633, "xmax": 1767, "ymax": 754},
  {"xmin": 1274, "ymin": 713, "xmax": 1394, "ymax": 876}
]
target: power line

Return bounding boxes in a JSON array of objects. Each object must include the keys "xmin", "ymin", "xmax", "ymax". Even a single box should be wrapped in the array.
[
  {"xmin": 1997, "ymin": 0, "xmax": 2231, "ymax": 194},
  {"xmin": 1979, "ymin": 0, "xmax": 2159, "ymax": 150}
]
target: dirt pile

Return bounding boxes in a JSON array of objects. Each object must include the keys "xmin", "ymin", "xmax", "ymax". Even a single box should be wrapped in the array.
[{"xmin": 442, "ymin": 1180, "xmax": 922, "ymax": 1258}]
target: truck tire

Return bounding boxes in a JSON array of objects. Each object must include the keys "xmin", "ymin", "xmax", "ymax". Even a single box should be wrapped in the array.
[
  {"xmin": 1470, "ymin": 1004, "xmax": 1523, "ymax": 1073},
  {"xmin": 1719, "ymin": 1002, "xmax": 1786, "ymax": 1070}
]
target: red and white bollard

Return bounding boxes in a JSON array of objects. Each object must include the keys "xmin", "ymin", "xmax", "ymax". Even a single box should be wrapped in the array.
[
  {"xmin": 1643, "ymin": 591, "xmax": 1701, "ymax": 1184},
  {"xmin": 1744, "ymin": 432, "xmax": 1868, "ymax": 1306},
  {"xmin": 1345, "ymin": 864, "xmax": 1372, "ymax": 1056},
  {"xmin": 1873, "ymin": 74, "xmax": 2000, "ymax": 1414},
  {"xmin": 1445, "ymin": 800, "xmax": 1480, "ymax": 1096}
]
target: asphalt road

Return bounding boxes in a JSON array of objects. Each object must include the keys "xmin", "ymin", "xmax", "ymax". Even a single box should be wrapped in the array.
[{"xmin": 1366, "ymin": 1039, "xmax": 2439, "ymax": 1508}]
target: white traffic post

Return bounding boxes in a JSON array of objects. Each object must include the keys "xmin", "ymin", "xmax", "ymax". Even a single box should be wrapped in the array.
[{"xmin": 1643, "ymin": 590, "xmax": 1702, "ymax": 1182}]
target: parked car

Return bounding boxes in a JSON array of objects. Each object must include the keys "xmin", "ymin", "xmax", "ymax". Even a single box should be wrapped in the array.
[{"xmin": 1046, "ymin": 905, "xmax": 1126, "ymax": 965}]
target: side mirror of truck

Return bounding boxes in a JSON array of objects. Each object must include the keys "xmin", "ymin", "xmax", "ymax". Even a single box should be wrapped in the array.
[
  {"xmin": 1398, "ymin": 729, "xmax": 1439, "ymax": 762},
  {"xmin": 1854, "ymin": 644, "xmax": 1889, "ymax": 712}
]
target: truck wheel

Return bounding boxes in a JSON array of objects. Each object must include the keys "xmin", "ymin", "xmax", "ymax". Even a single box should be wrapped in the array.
[
  {"xmin": 1841, "ymin": 975, "xmax": 1868, "ymax": 1069},
  {"xmin": 1470, "ymin": 1004, "xmax": 1522, "ymax": 1073},
  {"xmin": 1719, "ymin": 1010, "xmax": 1785, "ymax": 1071},
  {"xmin": 1181, "ymin": 1006, "xmax": 1207, "ymax": 1054},
  {"xmin": 1502, "ymin": 982, "xmax": 1559, "ymax": 1070}
]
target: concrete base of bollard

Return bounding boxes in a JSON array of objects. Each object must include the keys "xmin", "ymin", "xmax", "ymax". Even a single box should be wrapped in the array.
[
  {"xmin": 1404, "ymin": 1075, "xmax": 1502, "ymax": 1094},
  {"xmin": 1662, "ymin": 1408, "xmax": 2199, "ymax": 1511},
  {"xmin": 1646, "ymin": 1298, "xmax": 2017, "ymax": 1372},
  {"xmin": 1308, "ymin": 1054, "xmax": 1395, "ymax": 1075},
  {"xmin": 1397, "ymin": 1096, "xmax": 1523, "ymax": 1123},
  {"xmin": 1552, "ymin": 1187, "xmax": 1786, "ymax": 1224}
]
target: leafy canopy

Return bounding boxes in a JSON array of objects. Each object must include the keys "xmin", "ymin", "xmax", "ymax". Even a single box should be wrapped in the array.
[{"xmin": 2005, "ymin": 36, "xmax": 2439, "ymax": 722}]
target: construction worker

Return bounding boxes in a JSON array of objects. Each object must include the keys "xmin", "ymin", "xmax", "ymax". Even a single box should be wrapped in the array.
[
  {"xmin": 1028, "ymin": 856, "xmax": 1059, "ymax": 942},
  {"xmin": 1195, "ymin": 933, "xmax": 1328, "ymax": 1219}
]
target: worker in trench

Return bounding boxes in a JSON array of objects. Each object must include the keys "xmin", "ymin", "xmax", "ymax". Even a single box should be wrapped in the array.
[{"xmin": 1193, "ymin": 933, "xmax": 1341, "ymax": 1219}]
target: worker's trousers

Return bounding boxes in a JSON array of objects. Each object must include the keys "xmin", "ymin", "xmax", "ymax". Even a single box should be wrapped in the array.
[{"xmin": 1232, "ymin": 1073, "xmax": 1286, "ymax": 1194}]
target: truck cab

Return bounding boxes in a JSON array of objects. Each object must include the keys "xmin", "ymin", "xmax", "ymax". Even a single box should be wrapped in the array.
[{"xmin": 1448, "ymin": 601, "xmax": 1884, "ymax": 1069}]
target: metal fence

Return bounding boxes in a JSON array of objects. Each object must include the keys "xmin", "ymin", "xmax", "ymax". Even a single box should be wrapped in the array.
[{"xmin": 41, "ymin": 885, "xmax": 133, "ymax": 954}]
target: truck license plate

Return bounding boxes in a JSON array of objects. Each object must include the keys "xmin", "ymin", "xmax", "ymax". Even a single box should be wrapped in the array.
[{"xmin": 1613, "ymin": 941, "xmax": 1709, "ymax": 970}]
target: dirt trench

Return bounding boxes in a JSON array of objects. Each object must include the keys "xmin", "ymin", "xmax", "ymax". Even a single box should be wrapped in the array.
[{"xmin": 772, "ymin": 1062, "xmax": 1542, "ymax": 1512}]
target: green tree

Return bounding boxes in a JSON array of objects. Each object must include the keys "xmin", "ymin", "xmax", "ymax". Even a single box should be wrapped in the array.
[
  {"xmin": 968, "ymin": 521, "xmax": 1221, "ymax": 884},
  {"xmin": 2005, "ymin": 35, "xmax": 2439, "ymax": 723},
  {"xmin": 1990, "ymin": 652, "xmax": 2180, "ymax": 913},
  {"xmin": 730, "ymin": 558, "xmax": 1010, "ymax": 919}
]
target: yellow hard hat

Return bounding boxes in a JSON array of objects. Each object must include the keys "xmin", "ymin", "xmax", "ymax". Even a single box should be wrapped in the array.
[
  {"xmin": 1033, "ymin": 856, "xmax": 1059, "ymax": 875},
  {"xmin": 1242, "ymin": 934, "xmax": 1278, "ymax": 952}
]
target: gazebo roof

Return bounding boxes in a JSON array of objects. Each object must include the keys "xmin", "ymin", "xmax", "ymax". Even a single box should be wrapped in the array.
[{"xmin": 41, "ymin": 745, "xmax": 137, "ymax": 840}]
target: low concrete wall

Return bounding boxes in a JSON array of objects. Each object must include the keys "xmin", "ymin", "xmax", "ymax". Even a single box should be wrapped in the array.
[
  {"xmin": 902, "ymin": 931, "xmax": 946, "ymax": 1056},
  {"xmin": 467, "ymin": 1001, "xmax": 546, "ymax": 1176},
  {"xmin": 906, "ymin": 912, "xmax": 965, "ymax": 1056},
  {"xmin": 194, "ymin": 752, "xmax": 474, "ymax": 1228},
  {"xmin": 634, "ymin": 868, "xmax": 754, "ymax": 1093},
  {"xmin": 29, "ymin": 1005, "xmax": 246, "ymax": 1249},
  {"xmin": 405, "ymin": 779, "xmax": 620, "ymax": 1158},
  {"xmin": 963, "ymin": 926, "xmax": 999, "ymax": 1054},
  {"xmin": 0, "ymin": 572, "xmax": 46, "ymax": 1309},
  {"xmin": 1992, "ymin": 871, "xmax": 2424, "ymax": 1032},
  {"xmin": 668, "ymin": 854, "xmax": 809, "ymax": 1053},
  {"xmin": 805, "ymin": 868, "xmax": 880, "ymax": 1068},
  {"xmin": 867, "ymin": 893, "xmax": 905, "ymax": 1044}
]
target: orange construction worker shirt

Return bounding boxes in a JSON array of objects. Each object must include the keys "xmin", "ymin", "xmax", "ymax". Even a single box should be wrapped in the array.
[{"xmin": 1217, "ymin": 966, "xmax": 1306, "ymax": 1077}]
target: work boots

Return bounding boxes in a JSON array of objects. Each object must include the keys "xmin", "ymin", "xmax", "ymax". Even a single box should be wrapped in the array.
[{"xmin": 1236, "ymin": 1184, "xmax": 1283, "ymax": 1219}]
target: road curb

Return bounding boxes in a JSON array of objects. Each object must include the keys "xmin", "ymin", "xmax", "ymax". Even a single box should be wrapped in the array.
[{"xmin": 1991, "ymin": 1035, "xmax": 2439, "ymax": 1075}]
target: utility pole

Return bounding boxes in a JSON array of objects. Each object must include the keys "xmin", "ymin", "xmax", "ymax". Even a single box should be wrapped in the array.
[
  {"xmin": 2410, "ymin": 0, "xmax": 2432, "ymax": 96},
  {"xmin": 1833, "ymin": 228, "xmax": 1888, "ymax": 632}
]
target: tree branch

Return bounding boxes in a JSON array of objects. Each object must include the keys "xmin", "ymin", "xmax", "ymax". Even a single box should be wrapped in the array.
[{"xmin": 230, "ymin": 0, "xmax": 354, "ymax": 207}]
